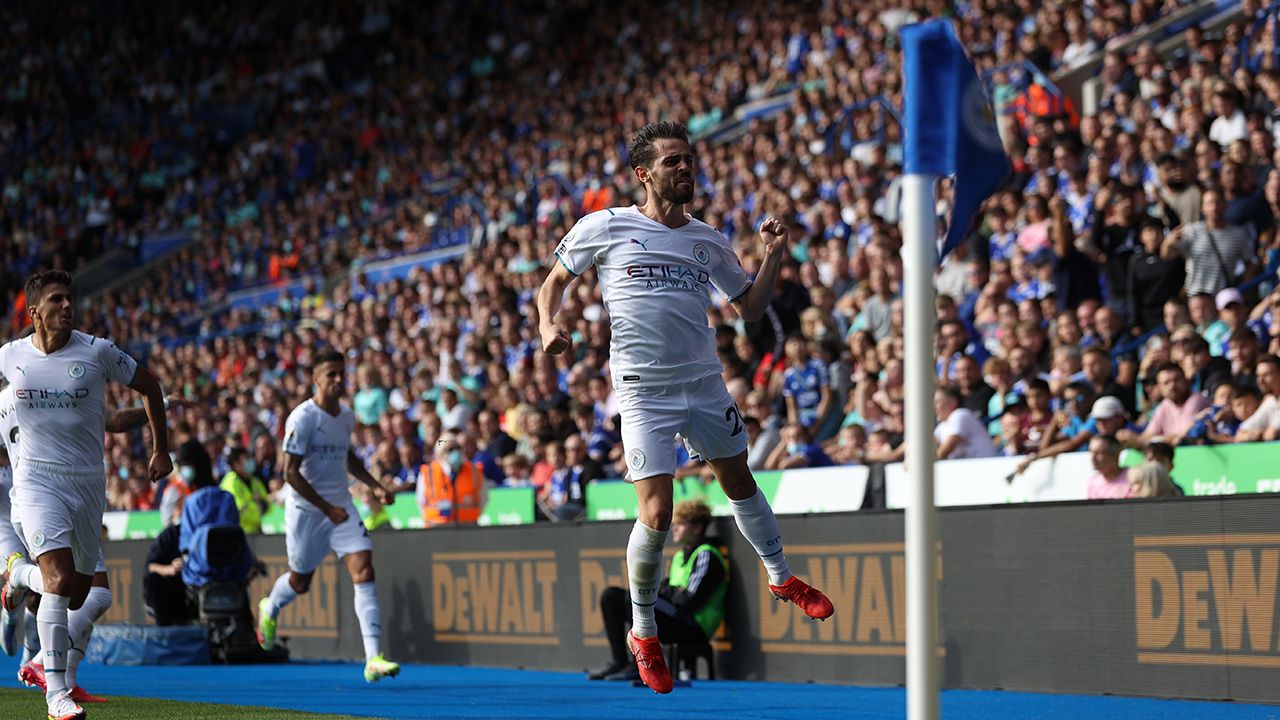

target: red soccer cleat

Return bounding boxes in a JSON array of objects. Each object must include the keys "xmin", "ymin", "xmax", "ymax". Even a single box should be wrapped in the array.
[
  {"xmin": 769, "ymin": 575, "xmax": 835, "ymax": 620},
  {"xmin": 19, "ymin": 660, "xmax": 44, "ymax": 690},
  {"xmin": 626, "ymin": 630, "xmax": 673, "ymax": 694},
  {"xmin": 70, "ymin": 686, "xmax": 107, "ymax": 704}
]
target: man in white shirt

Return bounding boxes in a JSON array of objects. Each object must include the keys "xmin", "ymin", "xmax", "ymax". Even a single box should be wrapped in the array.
[
  {"xmin": 0, "ymin": 270, "xmax": 170, "ymax": 720},
  {"xmin": 537, "ymin": 121, "xmax": 832, "ymax": 694},
  {"xmin": 255, "ymin": 349, "xmax": 400, "ymax": 684},
  {"xmin": 1209, "ymin": 88, "xmax": 1248, "ymax": 148},
  {"xmin": 934, "ymin": 385, "xmax": 998, "ymax": 460}
]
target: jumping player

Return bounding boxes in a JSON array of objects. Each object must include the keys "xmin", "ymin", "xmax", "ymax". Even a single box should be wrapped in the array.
[
  {"xmin": 537, "ymin": 121, "xmax": 834, "ymax": 694},
  {"xmin": 256, "ymin": 349, "xmax": 400, "ymax": 683}
]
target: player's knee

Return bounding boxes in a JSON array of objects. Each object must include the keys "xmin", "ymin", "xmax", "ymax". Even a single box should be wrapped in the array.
[
  {"xmin": 289, "ymin": 573, "xmax": 313, "ymax": 595},
  {"xmin": 638, "ymin": 498, "xmax": 673, "ymax": 531}
]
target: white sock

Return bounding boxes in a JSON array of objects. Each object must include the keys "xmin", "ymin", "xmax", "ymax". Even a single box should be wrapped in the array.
[
  {"xmin": 626, "ymin": 520, "xmax": 668, "ymax": 638},
  {"xmin": 37, "ymin": 593, "xmax": 70, "ymax": 699},
  {"xmin": 21, "ymin": 607, "xmax": 38, "ymax": 664},
  {"xmin": 266, "ymin": 574, "xmax": 297, "ymax": 618},
  {"xmin": 730, "ymin": 489, "xmax": 792, "ymax": 585},
  {"xmin": 353, "ymin": 582, "xmax": 382, "ymax": 662},
  {"xmin": 66, "ymin": 587, "xmax": 111, "ymax": 689},
  {"xmin": 13, "ymin": 562, "xmax": 44, "ymax": 594}
]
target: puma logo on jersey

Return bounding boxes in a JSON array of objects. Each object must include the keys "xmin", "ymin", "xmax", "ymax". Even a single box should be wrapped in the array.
[{"xmin": 629, "ymin": 238, "xmax": 650, "ymax": 251}]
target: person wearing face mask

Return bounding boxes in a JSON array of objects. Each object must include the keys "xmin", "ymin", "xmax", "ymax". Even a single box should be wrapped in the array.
[
  {"xmin": 220, "ymin": 447, "xmax": 272, "ymax": 535},
  {"xmin": 416, "ymin": 432, "xmax": 487, "ymax": 528}
]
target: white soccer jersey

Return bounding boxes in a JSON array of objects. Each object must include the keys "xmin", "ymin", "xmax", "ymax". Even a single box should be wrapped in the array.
[
  {"xmin": 554, "ymin": 206, "xmax": 751, "ymax": 388},
  {"xmin": 0, "ymin": 331, "xmax": 137, "ymax": 469},
  {"xmin": 0, "ymin": 386, "xmax": 13, "ymax": 493},
  {"xmin": 282, "ymin": 398, "xmax": 356, "ymax": 510}
]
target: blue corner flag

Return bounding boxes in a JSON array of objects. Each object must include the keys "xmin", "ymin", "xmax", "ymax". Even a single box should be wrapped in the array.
[{"xmin": 901, "ymin": 20, "xmax": 1010, "ymax": 259}]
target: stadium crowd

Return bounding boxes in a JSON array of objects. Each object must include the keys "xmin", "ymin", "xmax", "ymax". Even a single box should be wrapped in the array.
[{"xmin": 3, "ymin": 0, "xmax": 1274, "ymax": 514}]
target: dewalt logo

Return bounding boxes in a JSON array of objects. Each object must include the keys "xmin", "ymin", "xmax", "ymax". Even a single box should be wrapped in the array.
[
  {"xmin": 248, "ymin": 555, "xmax": 339, "ymax": 639},
  {"xmin": 1135, "ymin": 534, "xmax": 1280, "ymax": 667},
  {"xmin": 431, "ymin": 550, "xmax": 559, "ymax": 646},
  {"xmin": 761, "ymin": 543, "xmax": 942, "ymax": 657}
]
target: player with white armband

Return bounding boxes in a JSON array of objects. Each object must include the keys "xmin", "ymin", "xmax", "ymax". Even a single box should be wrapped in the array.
[{"xmin": 537, "ymin": 121, "xmax": 834, "ymax": 695}]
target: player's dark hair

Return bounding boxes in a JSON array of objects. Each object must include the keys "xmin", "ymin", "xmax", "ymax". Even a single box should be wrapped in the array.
[
  {"xmin": 312, "ymin": 349, "xmax": 345, "ymax": 370},
  {"xmin": 628, "ymin": 121, "xmax": 689, "ymax": 170},
  {"xmin": 25, "ymin": 270, "xmax": 73, "ymax": 305}
]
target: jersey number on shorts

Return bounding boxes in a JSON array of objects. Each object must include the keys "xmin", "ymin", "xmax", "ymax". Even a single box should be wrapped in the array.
[{"xmin": 725, "ymin": 405, "xmax": 744, "ymax": 437}]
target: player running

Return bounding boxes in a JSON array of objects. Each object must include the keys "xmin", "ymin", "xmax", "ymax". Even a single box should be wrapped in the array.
[
  {"xmin": 537, "ymin": 121, "xmax": 834, "ymax": 694},
  {"xmin": 0, "ymin": 379, "xmax": 189, "ymax": 705},
  {"xmin": 255, "ymin": 349, "xmax": 400, "ymax": 683},
  {"xmin": 0, "ymin": 270, "xmax": 171, "ymax": 720}
]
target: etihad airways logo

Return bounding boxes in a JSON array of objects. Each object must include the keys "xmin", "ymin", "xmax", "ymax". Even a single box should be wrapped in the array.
[
  {"xmin": 625, "ymin": 265, "xmax": 710, "ymax": 292},
  {"xmin": 15, "ymin": 388, "xmax": 89, "ymax": 400}
]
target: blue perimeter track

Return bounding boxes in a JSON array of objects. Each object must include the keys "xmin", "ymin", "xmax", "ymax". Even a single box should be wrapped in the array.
[{"xmin": 6, "ymin": 658, "xmax": 1278, "ymax": 720}]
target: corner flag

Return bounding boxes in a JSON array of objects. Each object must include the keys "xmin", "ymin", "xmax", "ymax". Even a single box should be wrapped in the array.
[{"xmin": 901, "ymin": 20, "xmax": 1010, "ymax": 259}]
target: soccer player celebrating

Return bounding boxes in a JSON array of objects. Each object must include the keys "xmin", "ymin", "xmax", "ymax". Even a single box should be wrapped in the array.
[
  {"xmin": 256, "ymin": 349, "xmax": 400, "ymax": 683},
  {"xmin": 0, "ymin": 379, "xmax": 190, "ymax": 705},
  {"xmin": 537, "ymin": 121, "xmax": 834, "ymax": 694},
  {"xmin": 0, "ymin": 270, "xmax": 171, "ymax": 720}
]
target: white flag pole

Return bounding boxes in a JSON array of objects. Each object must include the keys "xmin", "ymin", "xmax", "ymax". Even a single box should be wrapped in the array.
[{"xmin": 902, "ymin": 173, "xmax": 940, "ymax": 720}]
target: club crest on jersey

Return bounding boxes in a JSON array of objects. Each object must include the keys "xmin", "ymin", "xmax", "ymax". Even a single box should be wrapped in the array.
[
  {"xmin": 693, "ymin": 243, "xmax": 710, "ymax": 265},
  {"xmin": 68, "ymin": 362, "xmax": 85, "ymax": 379},
  {"xmin": 628, "ymin": 448, "xmax": 647, "ymax": 470},
  {"xmin": 30, "ymin": 531, "xmax": 45, "ymax": 548}
]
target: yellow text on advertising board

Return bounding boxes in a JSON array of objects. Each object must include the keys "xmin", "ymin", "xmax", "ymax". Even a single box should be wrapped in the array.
[
  {"xmin": 1135, "ymin": 534, "xmax": 1280, "ymax": 667},
  {"xmin": 431, "ymin": 550, "xmax": 559, "ymax": 645},
  {"xmin": 248, "ymin": 555, "xmax": 340, "ymax": 639},
  {"xmin": 759, "ymin": 543, "xmax": 943, "ymax": 657}
]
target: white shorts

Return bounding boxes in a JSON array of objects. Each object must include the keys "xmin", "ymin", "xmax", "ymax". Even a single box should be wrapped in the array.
[
  {"xmin": 285, "ymin": 500, "xmax": 372, "ymax": 574},
  {"xmin": 11, "ymin": 461, "xmax": 106, "ymax": 576},
  {"xmin": 0, "ymin": 488, "xmax": 24, "ymax": 560},
  {"xmin": 0, "ymin": 486, "xmax": 105, "ymax": 573},
  {"xmin": 617, "ymin": 374, "xmax": 750, "ymax": 481}
]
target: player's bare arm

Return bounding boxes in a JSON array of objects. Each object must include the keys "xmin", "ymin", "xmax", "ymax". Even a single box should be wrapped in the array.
[
  {"xmin": 537, "ymin": 260, "xmax": 577, "ymax": 355},
  {"xmin": 729, "ymin": 216, "xmax": 789, "ymax": 322},
  {"xmin": 105, "ymin": 395, "xmax": 190, "ymax": 434},
  {"xmin": 127, "ymin": 364, "xmax": 173, "ymax": 483},
  {"xmin": 284, "ymin": 451, "xmax": 347, "ymax": 525},
  {"xmin": 347, "ymin": 449, "xmax": 393, "ymax": 505}
]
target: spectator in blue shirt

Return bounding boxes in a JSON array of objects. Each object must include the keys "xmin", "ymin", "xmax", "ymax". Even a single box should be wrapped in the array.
[
  {"xmin": 765, "ymin": 424, "xmax": 834, "ymax": 470},
  {"xmin": 781, "ymin": 336, "xmax": 831, "ymax": 435},
  {"xmin": 177, "ymin": 440, "xmax": 257, "ymax": 588}
]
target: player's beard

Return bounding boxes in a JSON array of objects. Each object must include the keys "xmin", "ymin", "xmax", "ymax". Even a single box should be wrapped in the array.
[{"xmin": 658, "ymin": 176, "xmax": 694, "ymax": 205}]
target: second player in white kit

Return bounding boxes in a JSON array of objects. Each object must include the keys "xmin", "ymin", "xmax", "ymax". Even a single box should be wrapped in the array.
[{"xmin": 256, "ymin": 349, "xmax": 401, "ymax": 683}]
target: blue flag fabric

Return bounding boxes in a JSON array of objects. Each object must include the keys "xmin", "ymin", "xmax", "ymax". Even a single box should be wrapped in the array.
[{"xmin": 901, "ymin": 20, "xmax": 1011, "ymax": 259}]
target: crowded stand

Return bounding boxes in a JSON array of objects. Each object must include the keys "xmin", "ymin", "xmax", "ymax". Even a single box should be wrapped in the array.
[{"xmin": 4, "ymin": 0, "xmax": 1274, "ymax": 518}]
